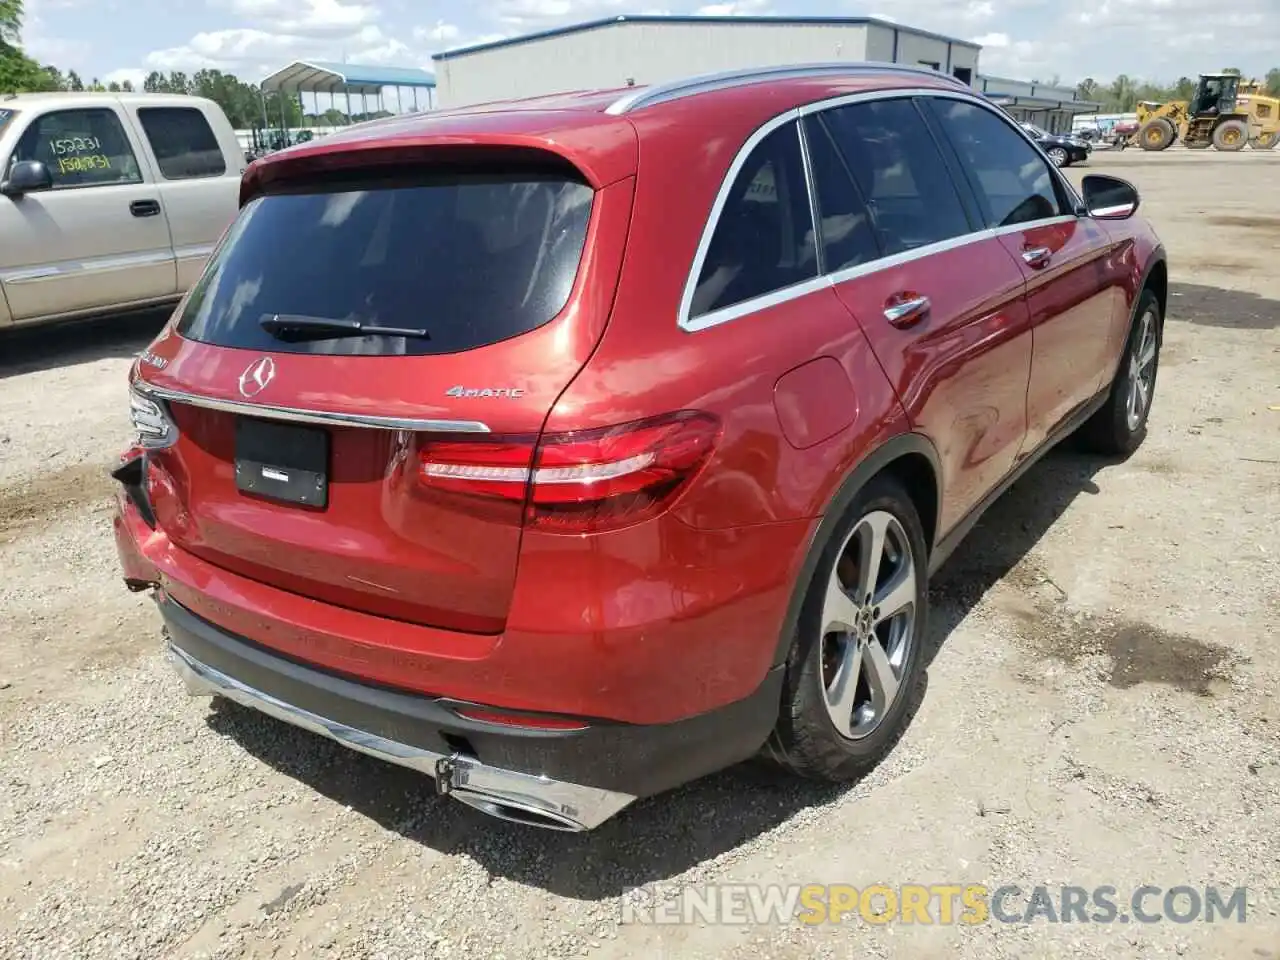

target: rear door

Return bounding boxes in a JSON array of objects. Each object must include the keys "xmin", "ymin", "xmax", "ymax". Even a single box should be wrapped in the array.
[
  {"xmin": 0, "ymin": 103, "xmax": 177, "ymax": 321},
  {"xmin": 140, "ymin": 152, "xmax": 630, "ymax": 635},
  {"xmin": 923, "ymin": 96, "xmax": 1119, "ymax": 454},
  {"xmin": 127, "ymin": 103, "xmax": 243, "ymax": 292},
  {"xmin": 806, "ymin": 96, "xmax": 1033, "ymax": 533}
]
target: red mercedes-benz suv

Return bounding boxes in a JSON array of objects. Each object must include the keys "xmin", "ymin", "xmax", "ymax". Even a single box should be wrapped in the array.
[{"xmin": 112, "ymin": 63, "xmax": 1166, "ymax": 831}]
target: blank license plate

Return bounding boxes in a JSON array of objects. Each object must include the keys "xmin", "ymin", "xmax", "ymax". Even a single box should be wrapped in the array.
[{"xmin": 234, "ymin": 418, "xmax": 329, "ymax": 508}]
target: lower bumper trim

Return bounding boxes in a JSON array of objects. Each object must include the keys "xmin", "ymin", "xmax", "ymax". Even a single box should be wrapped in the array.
[{"xmin": 168, "ymin": 643, "xmax": 636, "ymax": 831}]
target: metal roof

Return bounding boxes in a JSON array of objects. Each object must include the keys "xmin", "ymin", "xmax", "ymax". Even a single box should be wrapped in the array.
[
  {"xmin": 260, "ymin": 60, "xmax": 436, "ymax": 95},
  {"xmin": 432, "ymin": 14, "xmax": 982, "ymax": 62}
]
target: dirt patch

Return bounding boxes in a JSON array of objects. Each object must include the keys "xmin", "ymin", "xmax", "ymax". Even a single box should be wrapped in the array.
[
  {"xmin": 1207, "ymin": 214, "xmax": 1280, "ymax": 235},
  {"xmin": 1025, "ymin": 613, "xmax": 1238, "ymax": 696},
  {"xmin": 1191, "ymin": 259, "xmax": 1252, "ymax": 275},
  {"xmin": 995, "ymin": 562, "xmax": 1242, "ymax": 697},
  {"xmin": 0, "ymin": 460, "xmax": 116, "ymax": 536},
  {"xmin": 1168, "ymin": 282, "xmax": 1280, "ymax": 330}
]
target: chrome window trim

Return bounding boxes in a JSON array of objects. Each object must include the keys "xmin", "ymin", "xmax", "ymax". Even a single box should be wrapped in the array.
[
  {"xmin": 794, "ymin": 115, "xmax": 825, "ymax": 277},
  {"xmin": 133, "ymin": 381, "xmax": 492, "ymax": 434},
  {"xmin": 605, "ymin": 61, "xmax": 969, "ymax": 116},
  {"xmin": 678, "ymin": 87, "xmax": 1089, "ymax": 335}
]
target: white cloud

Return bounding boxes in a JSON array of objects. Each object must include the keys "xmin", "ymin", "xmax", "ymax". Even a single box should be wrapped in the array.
[
  {"xmin": 215, "ymin": 0, "xmax": 379, "ymax": 37},
  {"xmin": 413, "ymin": 20, "xmax": 462, "ymax": 44},
  {"xmin": 102, "ymin": 67, "xmax": 145, "ymax": 88},
  {"xmin": 490, "ymin": 0, "xmax": 630, "ymax": 28},
  {"xmin": 695, "ymin": 0, "xmax": 772, "ymax": 14}
]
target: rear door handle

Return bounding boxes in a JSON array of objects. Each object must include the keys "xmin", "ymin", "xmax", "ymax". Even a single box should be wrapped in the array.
[
  {"xmin": 130, "ymin": 199, "xmax": 161, "ymax": 218},
  {"xmin": 883, "ymin": 293, "xmax": 931, "ymax": 329},
  {"xmin": 1022, "ymin": 246, "xmax": 1052, "ymax": 269}
]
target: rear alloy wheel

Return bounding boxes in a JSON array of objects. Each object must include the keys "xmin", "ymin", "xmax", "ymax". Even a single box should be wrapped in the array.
[
  {"xmin": 773, "ymin": 476, "xmax": 928, "ymax": 780},
  {"xmin": 1078, "ymin": 287, "xmax": 1162, "ymax": 457},
  {"xmin": 1047, "ymin": 146, "xmax": 1069, "ymax": 167},
  {"xmin": 1212, "ymin": 120, "xmax": 1249, "ymax": 151}
]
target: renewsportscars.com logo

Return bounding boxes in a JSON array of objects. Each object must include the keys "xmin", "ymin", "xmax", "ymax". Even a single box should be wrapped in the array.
[{"xmin": 620, "ymin": 883, "xmax": 1251, "ymax": 926}]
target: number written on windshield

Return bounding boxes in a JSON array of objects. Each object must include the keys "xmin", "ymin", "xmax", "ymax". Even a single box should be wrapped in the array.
[{"xmin": 48, "ymin": 136, "xmax": 103, "ymax": 156}]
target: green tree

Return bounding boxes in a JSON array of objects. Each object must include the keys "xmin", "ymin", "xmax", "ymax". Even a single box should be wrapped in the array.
[
  {"xmin": 1109, "ymin": 74, "xmax": 1137, "ymax": 112},
  {"xmin": 121, "ymin": 78, "xmax": 133, "ymax": 92},
  {"xmin": 1076, "ymin": 77, "xmax": 1100, "ymax": 102},
  {"xmin": 1172, "ymin": 76, "xmax": 1196, "ymax": 100},
  {"xmin": 66, "ymin": 69, "xmax": 83, "ymax": 91},
  {"xmin": 0, "ymin": 0, "xmax": 21, "ymax": 46},
  {"xmin": 1266, "ymin": 67, "xmax": 1280, "ymax": 97},
  {"xmin": 143, "ymin": 70, "xmax": 168, "ymax": 93}
]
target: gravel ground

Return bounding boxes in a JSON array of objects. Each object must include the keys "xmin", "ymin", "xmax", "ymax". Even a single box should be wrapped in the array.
[{"xmin": 1, "ymin": 151, "xmax": 1279, "ymax": 959}]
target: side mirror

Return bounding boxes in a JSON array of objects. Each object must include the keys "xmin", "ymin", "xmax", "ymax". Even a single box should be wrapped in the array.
[
  {"xmin": 0, "ymin": 160, "xmax": 54, "ymax": 198},
  {"xmin": 1081, "ymin": 174, "xmax": 1140, "ymax": 220}
]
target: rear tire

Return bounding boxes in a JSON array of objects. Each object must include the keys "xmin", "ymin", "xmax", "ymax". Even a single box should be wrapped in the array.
[
  {"xmin": 771, "ymin": 476, "xmax": 929, "ymax": 781},
  {"xmin": 1212, "ymin": 120, "xmax": 1249, "ymax": 151},
  {"xmin": 1046, "ymin": 146, "xmax": 1069, "ymax": 167},
  {"xmin": 1078, "ymin": 288, "xmax": 1162, "ymax": 458},
  {"xmin": 1250, "ymin": 132, "xmax": 1279, "ymax": 150},
  {"xmin": 1139, "ymin": 118, "xmax": 1175, "ymax": 151}
]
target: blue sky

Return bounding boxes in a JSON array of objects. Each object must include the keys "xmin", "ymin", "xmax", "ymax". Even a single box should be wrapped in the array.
[{"xmin": 19, "ymin": 0, "xmax": 1280, "ymax": 90}]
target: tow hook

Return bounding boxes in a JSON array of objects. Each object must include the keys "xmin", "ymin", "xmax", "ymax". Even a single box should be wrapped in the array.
[{"xmin": 435, "ymin": 753, "xmax": 461, "ymax": 795}]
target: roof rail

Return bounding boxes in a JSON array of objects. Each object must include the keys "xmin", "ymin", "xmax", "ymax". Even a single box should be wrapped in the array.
[{"xmin": 605, "ymin": 61, "xmax": 970, "ymax": 115}]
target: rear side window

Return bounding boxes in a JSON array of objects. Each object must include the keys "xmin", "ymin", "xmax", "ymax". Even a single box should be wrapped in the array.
[
  {"xmin": 0, "ymin": 109, "xmax": 17, "ymax": 137},
  {"xmin": 688, "ymin": 120, "xmax": 818, "ymax": 320},
  {"xmin": 176, "ymin": 171, "xmax": 595, "ymax": 356},
  {"xmin": 9, "ymin": 108, "xmax": 143, "ymax": 188},
  {"xmin": 927, "ymin": 99, "xmax": 1065, "ymax": 228},
  {"xmin": 815, "ymin": 99, "xmax": 972, "ymax": 255},
  {"xmin": 137, "ymin": 107, "xmax": 227, "ymax": 180},
  {"xmin": 801, "ymin": 117, "xmax": 881, "ymax": 274}
]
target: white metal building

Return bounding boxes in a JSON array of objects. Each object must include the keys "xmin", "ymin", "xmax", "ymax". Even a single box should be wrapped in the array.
[
  {"xmin": 977, "ymin": 75, "xmax": 1102, "ymax": 134},
  {"xmin": 431, "ymin": 14, "xmax": 981, "ymax": 108}
]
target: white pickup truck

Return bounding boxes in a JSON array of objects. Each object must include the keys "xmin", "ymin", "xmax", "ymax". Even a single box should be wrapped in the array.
[{"xmin": 0, "ymin": 92, "xmax": 245, "ymax": 330}]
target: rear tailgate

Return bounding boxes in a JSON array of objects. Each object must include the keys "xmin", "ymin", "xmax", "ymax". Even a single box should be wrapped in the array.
[{"xmin": 133, "ymin": 129, "xmax": 636, "ymax": 635}]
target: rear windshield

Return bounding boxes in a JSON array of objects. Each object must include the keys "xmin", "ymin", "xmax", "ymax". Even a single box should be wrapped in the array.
[{"xmin": 176, "ymin": 171, "xmax": 595, "ymax": 356}]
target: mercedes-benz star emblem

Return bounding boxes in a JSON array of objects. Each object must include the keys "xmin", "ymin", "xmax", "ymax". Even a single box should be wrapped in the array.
[{"xmin": 238, "ymin": 356, "xmax": 276, "ymax": 398}]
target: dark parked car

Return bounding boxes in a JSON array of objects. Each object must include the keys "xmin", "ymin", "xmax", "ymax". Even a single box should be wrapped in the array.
[
  {"xmin": 1019, "ymin": 121, "xmax": 1092, "ymax": 166},
  {"xmin": 113, "ymin": 62, "xmax": 1166, "ymax": 832}
]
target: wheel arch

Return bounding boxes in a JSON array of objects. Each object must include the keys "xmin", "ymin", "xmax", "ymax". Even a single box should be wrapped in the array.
[
  {"xmin": 770, "ymin": 432, "xmax": 942, "ymax": 666},
  {"xmin": 1139, "ymin": 248, "xmax": 1168, "ymax": 333}
]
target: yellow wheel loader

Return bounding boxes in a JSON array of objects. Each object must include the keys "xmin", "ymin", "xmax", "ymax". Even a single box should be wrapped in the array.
[{"xmin": 1133, "ymin": 74, "xmax": 1280, "ymax": 151}]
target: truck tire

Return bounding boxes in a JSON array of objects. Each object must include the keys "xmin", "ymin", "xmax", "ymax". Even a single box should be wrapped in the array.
[
  {"xmin": 1212, "ymin": 120, "xmax": 1249, "ymax": 151},
  {"xmin": 1251, "ymin": 132, "xmax": 1279, "ymax": 150},
  {"xmin": 1138, "ymin": 118, "xmax": 1175, "ymax": 151}
]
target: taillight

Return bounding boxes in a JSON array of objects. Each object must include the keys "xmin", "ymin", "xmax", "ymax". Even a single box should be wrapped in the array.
[
  {"xmin": 128, "ymin": 385, "xmax": 178, "ymax": 450},
  {"xmin": 418, "ymin": 411, "xmax": 720, "ymax": 534}
]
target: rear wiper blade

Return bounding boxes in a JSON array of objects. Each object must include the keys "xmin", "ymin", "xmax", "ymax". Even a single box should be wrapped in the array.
[{"xmin": 259, "ymin": 314, "xmax": 431, "ymax": 342}]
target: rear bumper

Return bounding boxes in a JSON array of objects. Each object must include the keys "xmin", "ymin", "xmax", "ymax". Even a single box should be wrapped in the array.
[
  {"xmin": 111, "ymin": 464, "xmax": 811, "ymax": 725},
  {"xmin": 161, "ymin": 595, "xmax": 784, "ymax": 828}
]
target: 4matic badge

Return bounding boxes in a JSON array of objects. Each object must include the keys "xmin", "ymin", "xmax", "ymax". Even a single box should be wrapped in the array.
[{"xmin": 445, "ymin": 385, "xmax": 525, "ymax": 399}]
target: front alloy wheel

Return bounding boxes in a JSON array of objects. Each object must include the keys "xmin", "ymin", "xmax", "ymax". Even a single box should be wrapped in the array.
[
  {"xmin": 820, "ymin": 511, "xmax": 916, "ymax": 739},
  {"xmin": 1077, "ymin": 286, "xmax": 1162, "ymax": 457},
  {"xmin": 1125, "ymin": 307, "xmax": 1158, "ymax": 432},
  {"xmin": 1047, "ymin": 146, "xmax": 1069, "ymax": 167}
]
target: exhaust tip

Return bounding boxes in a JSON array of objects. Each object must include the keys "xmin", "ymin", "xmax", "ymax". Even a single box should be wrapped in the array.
[{"xmin": 450, "ymin": 788, "xmax": 588, "ymax": 832}]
